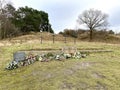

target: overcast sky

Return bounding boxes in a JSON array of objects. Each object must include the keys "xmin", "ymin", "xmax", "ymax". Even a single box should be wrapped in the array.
[{"xmin": 10, "ymin": 0, "xmax": 120, "ymax": 33}]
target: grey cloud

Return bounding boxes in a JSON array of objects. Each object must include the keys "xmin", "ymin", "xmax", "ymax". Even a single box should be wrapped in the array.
[
  {"xmin": 12, "ymin": 0, "xmax": 120, "ymax": 33},
  {"xmin": 109, "ymin": 6, "xmax": 120, "ymax": 26}
]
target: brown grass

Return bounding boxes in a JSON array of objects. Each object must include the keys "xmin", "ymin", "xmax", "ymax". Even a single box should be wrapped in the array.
[{"xmin": 0, "ymin": 33, "xmax": 120, "ymax": 90}]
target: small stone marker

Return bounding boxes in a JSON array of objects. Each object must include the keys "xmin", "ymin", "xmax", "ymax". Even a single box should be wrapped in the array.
[{"xmin": 13, "ymin": 52, "xmax": 26, "ymax": 62}]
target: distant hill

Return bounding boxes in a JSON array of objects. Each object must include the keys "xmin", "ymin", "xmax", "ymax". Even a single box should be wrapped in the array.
[{"xmin": 0, "ymin": 32, "xmax": 120, "ymax": 47}]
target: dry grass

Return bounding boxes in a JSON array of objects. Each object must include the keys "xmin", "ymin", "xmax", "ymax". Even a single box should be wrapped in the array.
[
  {"xmin": 0, "ymin": 32, "xmax": 120, "ymax": 90},
  {"xmin": 1, "ymin": 32, "xmax": 120, "ymax": 47}
]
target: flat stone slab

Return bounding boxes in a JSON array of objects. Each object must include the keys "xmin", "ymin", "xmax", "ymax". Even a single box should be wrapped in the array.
[
  {"xmin": 13, "ymin": 52, "xmax": 26, "ymax": 62},
  {"xmin": 80, "ymin": 50, "xmax": 113, "ymax": 53},
  {"xmin": 62, "ymin": 47, "xmax": 77, "ymax": 54}
]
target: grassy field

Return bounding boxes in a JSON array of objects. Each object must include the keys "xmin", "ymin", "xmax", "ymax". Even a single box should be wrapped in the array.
[{"xmin": 0, "ymin": 34, "xmax": 120, "ymax": 90}]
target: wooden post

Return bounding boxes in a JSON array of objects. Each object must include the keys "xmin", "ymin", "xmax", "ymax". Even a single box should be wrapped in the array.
[
  {"xmin": 40, "ymin": 35, "xmax": 42, "ymax": 44},
  {"xmin": 74, "ymin": 38, "xmax": 76, "ymax": 44},
  {"xmin": 39, "ymin": 24, "xmax": 43, "ymax": 44},
  {"xmin": 64, "ymin": 36, "xmax": 66, "ymax": 43},
  {"xmin": 52, "ymin": 34, "xmax": 55, "ymax": 43}
]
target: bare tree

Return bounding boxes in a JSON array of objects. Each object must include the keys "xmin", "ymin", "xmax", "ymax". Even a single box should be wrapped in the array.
[
  {"xmin": 0, "ymin": 0, "xmax": 18, "ymax": 39},
  {"xmin": 77, "ymin": 9, "xmax": 109, "ymax": 41}
]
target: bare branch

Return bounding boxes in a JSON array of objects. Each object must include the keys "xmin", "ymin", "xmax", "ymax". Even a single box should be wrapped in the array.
[{"xmin": 77, "ymin": 9, "xmax": 109, "ymax": 40}]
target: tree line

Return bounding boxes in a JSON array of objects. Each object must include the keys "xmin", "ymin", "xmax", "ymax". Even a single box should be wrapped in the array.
[
  {"xmin": 0, "ymin": 0, "xmax": 54, "ymax": 39},
  {"xmin": 59, "ymin": 29, "xmax": 115, "ymax": 40},
  {"xmin": 0, "ymin": 0, "xmax": 114, "ymax": 41}
]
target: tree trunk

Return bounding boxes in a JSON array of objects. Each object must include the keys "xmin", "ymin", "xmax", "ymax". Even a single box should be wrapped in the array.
[{"xmin": 90, "ymin": 29, "xmax": 93, "ymax": 41}]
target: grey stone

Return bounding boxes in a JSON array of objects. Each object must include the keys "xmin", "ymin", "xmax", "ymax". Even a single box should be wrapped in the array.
[{"xmin": 13, "ymin": 52, "xmax": 26, "ymax": 62}]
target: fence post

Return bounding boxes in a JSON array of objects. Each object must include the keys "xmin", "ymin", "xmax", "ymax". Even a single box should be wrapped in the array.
[
  {"xmin": 52, "ymin": 34, "xmax": 55, "ymax": 43},
  {"xmin": 74, "ymin": 38, "xmax": 76, "ymax": 44},
  {"xmin": 40, "ymin": 30, "xmax": 42, "ymax": 44},
  {"xmin": 64, "ymin": 36, "xmax": 66, "ymax": 43}
]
